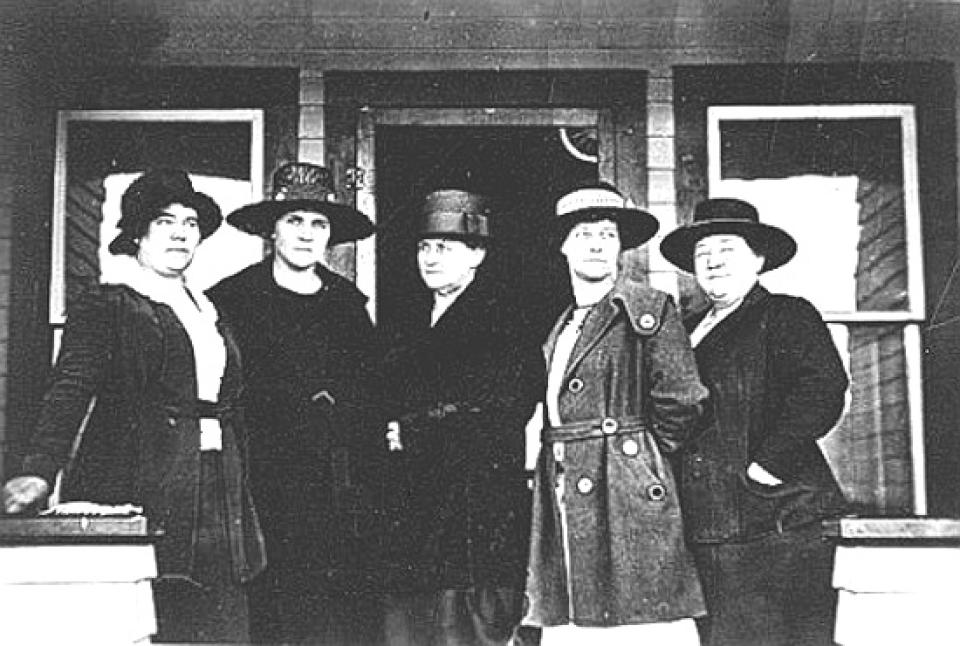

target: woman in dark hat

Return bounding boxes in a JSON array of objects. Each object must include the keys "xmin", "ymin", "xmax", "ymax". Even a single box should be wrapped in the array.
[
  {"xmin": 380, "ymin": 188, "xmax": 544, "ymax": 646},
  {"xmin": 660, "ymin": 197, "xmax": 849, "ymax": 646},
  {"xmin": 1, "ymin": 168, "xmax": 266, "ymax": 643},
  {"xmin": 523, "ymin": 183, "xmax": 708, "ymax": 645},
  {"xmin": 206, "ymin": 162, "xmax": 380, "ymax": 645}
]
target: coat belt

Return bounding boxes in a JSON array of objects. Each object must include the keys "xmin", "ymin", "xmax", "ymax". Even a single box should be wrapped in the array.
[
  {"xmin": 544, "ymin": 417, "xmax": 647, "ymax": 443},
  {"xmin": 151, "ymin": 399, "xmax": 239, "ymax": 421}
]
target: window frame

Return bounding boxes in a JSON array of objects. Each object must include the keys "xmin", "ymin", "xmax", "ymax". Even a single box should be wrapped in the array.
[
  {"xmin": 50, "ymin": 109, "xmax": 265, "ymax": 326},
  {"xmin": 707, "ymin": 103, "xmax": 927, "ymax": 514}
]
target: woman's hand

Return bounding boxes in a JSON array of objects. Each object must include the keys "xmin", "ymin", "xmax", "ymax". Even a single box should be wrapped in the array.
[
  {"xmin": 2, "ymin": 476, "xmax": 50, "ymax": 514},
  {"xmin": 746, "ymin": 462, "xmax": 783, "ymax": 486},
  {"xmin": 386, "ymin": 420, "xmax": 403, "ymax": 452}
]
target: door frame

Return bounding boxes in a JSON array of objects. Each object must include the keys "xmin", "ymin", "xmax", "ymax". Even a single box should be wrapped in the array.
[{"xmin": 355, "ymin": 107, "xmax": 608, "ymax": 322}]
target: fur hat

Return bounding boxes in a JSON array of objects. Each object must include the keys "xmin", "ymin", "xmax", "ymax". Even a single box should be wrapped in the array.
[
  {"xmin": 660, "ymin": 198, "xmax": 797, "ymax": 273},
  {"xmin": 109, "ymin": 169, "xmax": 222, "ymax": 256},
  {"xmin": 227, "ymin": 162, "xmax": 373, "ymax": 245}
]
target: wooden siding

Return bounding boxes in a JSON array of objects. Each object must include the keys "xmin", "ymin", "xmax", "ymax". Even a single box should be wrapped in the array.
[{"xmin": 3, "ymin": 0, "xmax": 960, "ymax": 512}]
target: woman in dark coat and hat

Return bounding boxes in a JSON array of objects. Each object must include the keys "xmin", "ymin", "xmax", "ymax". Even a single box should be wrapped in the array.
[
  {"xmin": 206, "ymin": 162, "xmax": 379, "ymax": 644},
  {"xmin": 380, "ymin": 189, "xmax": 544, "ymax": 646},
  {"xmin": 523, "ymin": 183, "xmax": 708, "ymax": 645},
  {"xmin": 1, "ymin": 168, "xmax": 267, "ymax": 643},
  {"xmin": 660, "ymin": 197, "xmax": 850, "ymax": 646}
]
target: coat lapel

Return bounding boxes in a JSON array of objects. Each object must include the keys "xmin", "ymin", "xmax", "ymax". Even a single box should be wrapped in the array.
[
  {"xmin": 563, "ymin": 297, "xmax": 619, "ymax": 381},
  {"xmin": 693, "ymin": 283, "xmax": 770, "ymax": 355}
]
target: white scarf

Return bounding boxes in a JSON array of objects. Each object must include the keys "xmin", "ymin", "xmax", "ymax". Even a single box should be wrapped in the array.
[{"xmin": 104, "ymin": 258, "xmax": 226, "ymax": 450}]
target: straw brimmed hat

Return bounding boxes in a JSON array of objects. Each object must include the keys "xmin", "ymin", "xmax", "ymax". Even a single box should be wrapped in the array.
[{"xmin": 554, "ymin": 183, "xmax": 659, "ymax": 249}]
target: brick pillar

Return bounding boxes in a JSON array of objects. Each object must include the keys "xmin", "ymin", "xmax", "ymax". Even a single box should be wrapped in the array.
[
  {"xmin": 298, "ymin": 69, "xmax": 356, "ymax": 279},
  {"xmin": 646, "ymin": 67, "xmax": 680, "ymax": 300}
]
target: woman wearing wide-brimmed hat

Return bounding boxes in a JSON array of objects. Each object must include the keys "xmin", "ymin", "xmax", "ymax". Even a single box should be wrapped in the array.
[
  {"xmin": 523, "ymin": 183, "xmax": 708, "ymax": 645},
  {"xmin": 1, "ymin": 168, "xmax": 267, "ymax": 643},
  {"xmin": 207, "ymin": 162, "xmax": 380, "ymax": 644},
  {"xmin": 660, "ymin": 197, "xmax": 849, "ymax": 646}
]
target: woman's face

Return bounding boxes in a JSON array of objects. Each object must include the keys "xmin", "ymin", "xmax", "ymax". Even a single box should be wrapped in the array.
[
  {"xmin": 693, "ymin": 234, "xmax": 765, "ymax": 307},
  {"xmin": 135, "ymin": 203, "xmax": 201, "ymax": 278},
  {"xmin": 273, "ymin": 210, "xmax": 331, "ymax": 270},
  {"xmin": 560, "ymin": 219, "xmax": 622, "ymax": 283}
]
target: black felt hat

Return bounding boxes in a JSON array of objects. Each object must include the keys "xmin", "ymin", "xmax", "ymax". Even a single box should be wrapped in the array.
[
  {"xmin": 660, "ymin": 197, "xmax": 797, "ymax": 273},
  {"xmin": 109, "ymin": 169, "xmax": 222, "ymax": 256},
  {"xmin": 554, "ymin": 183, "xmax": 659, "ymax": 250},
  {"xmin": 227, "ymin": 162, "xmax": 374, "ymax": 245}
]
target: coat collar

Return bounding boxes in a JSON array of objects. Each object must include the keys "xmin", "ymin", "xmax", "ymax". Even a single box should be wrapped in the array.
[
  {"xmin": 545, "ymin": 277, "xmax": 649, "ymax": 380},
  {"xmin": 688, "ymin": 282, "xmax": 770, "ymax": 353}
]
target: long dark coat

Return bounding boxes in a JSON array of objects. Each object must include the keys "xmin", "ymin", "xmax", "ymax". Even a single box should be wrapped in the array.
[
  {"xmin": 19, "ymin": 283, "xmax": 266, "ymax": 583},
  {"xmin": 208, "ymin": 259, "xmax": 381, "ymax": 580},
  {"xmin": 679, "ymin": 284, "xmax": 849, "ymax": 543},
  {"xmin": 381, "ymin": 273, "xmax": 543, "ymax": 592},
  {"xmin": 525, "ymin": 278, "xmax": 708, "ymax": 627}
]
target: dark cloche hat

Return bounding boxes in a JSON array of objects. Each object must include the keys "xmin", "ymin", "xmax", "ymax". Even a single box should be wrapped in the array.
[
  {"xmin": 659, "ymin": 197, "xmax": 797, "ymax": 273},
  {"xmin": 418, "ymin": 189, "xmax": 492, "ymax": 242},
  {"xmin": 555, "ymin": 183, "xmax": 660, "ymax": 250},
  {"xmin": 109, "ymin": 168, "xmax": 222, "ymax": 256},
  {"xmin": 227, "ymin": 162, "xmax": 374, "ymax": 245}
]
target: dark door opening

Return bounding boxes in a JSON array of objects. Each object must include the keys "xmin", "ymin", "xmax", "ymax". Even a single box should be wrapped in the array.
[{"xmin": 375, "ymin": 126, "xmax": 596, "ymax": 340}]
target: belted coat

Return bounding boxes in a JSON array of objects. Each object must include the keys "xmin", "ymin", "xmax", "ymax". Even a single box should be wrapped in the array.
[
  {"xmin": 679, "ymin": 284, "xmax": 849, "ymax": 543},
  {"xmin": 18, "ymin": 283, "xmax": 266, "ymax": 583},
  {"xmin": 526, "ymin": 278, "xmax": 709, "ymax": 627}
]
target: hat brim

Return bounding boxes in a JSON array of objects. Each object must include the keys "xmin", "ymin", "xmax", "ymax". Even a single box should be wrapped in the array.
[
  {"xmin": 556, "ymin": 207, "xmax": 660, "ymax": 250},
  {"xmin": 109, "ymin": 191, "xmax": 222, "ymax": 256},
  {"xmin": 227, "ymin": 199, "xmax": 374, "ymax": 245},
  {"xmin": 660, "ymin": 219, "xmax": 797, "ymax": 273}
]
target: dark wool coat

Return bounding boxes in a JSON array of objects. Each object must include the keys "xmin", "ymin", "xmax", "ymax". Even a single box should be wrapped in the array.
[
  {"xmin": 381, "ymin": 273, "xmax": 544, "ymax": 592},
  {"xmin": 680, "ymin": 284, "xmax": 850, "ymax": 543},
  {"xmin": 526, "ymin": 278, "xmax": 709, "ymax": 627},
  {"xmin": 208, "ymin": 259, "xmax": 381, "ymax": 578},
  {"xmin": 19, "ymin": 284, "xmax": 266, "ymax": 583}
]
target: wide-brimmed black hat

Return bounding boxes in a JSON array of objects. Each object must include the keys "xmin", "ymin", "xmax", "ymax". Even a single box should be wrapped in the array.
[
  {"xmin": 109, "ymin": 169, "xmax": 222, "ymax": 256},
  {"xmin": 227, "ymin": 162, "xmax": 373, "ymax": 245},
  {"xmin": 418, "ymin": 189, "xmax": 492, "ymax": 243},
  {"xmin": 660, "ymin": 198, "xmax": 797, "ymax": 273},
  {"xmin": 554, "ymin": 183, "xmax": 659, "ymax": 250}
]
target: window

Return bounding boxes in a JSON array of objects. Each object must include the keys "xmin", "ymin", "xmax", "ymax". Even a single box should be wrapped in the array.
[
  {"xmin": 51, "ymin": 110, "xmax": 266, "ymax": 329},
  {"xmin": 708, "ymin": 104, "xmax": 924, "ymax": 514}
]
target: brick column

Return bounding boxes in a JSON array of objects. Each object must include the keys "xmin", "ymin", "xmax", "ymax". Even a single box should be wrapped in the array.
[{"xmin": 645, "ymin": 67, "xmax": 680, "ymax": 300}]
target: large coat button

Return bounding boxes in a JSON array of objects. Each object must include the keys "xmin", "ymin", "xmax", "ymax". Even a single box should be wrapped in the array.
[
  {"xmin": 647, "ymin": 483, "xmax": 666, "ymax": 502},
  {"xmin": 568, "ymin": 378, "xmax": 584, "ymax": 393},
  {"xmin": 638, "ymin": 313, "xmax": 657, "ymax": 330},
  {"xmin": 576, "ymin": 477, "xmax": 594, "ymax": 494},
  {"xmin": 622, "ymin": 438, "xmax": 639, "ymax": 456}
]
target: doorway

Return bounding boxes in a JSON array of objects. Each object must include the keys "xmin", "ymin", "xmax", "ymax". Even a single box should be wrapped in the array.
[{"xmin": 374, "ymin": 125, "xmax": 596, "ymax": 338}]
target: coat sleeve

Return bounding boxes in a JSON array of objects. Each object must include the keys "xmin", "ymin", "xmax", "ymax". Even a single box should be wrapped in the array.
[
  {"xmin": 752, "ymin": 296, "xmax": 849, "ymax": 478},
  {"xmin": 20, "ymin": 287, "xmax": 116, "ymax": 486},
  {"xmin": 644, "ymin": 297, "xmax": 710, "ymax": 453}
]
